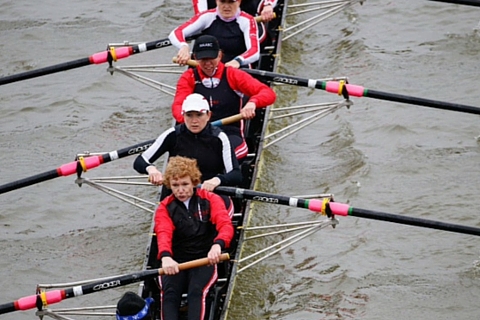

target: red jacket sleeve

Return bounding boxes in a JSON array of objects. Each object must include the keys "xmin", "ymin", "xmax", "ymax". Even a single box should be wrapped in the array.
[
  {"xmin": 154, "ymin": 197, "xmax": 176, "ymax": 260},
  {"xmin": 200, "ymin": 190, "xmax": 234, "ymax": 249},
  {"xmin": 227, "ymin": 67, "xmax": 276, "ymax": 108},
  {"xmin": 171, "ymin": 69, "xmax": 196, "ymax": 124}
]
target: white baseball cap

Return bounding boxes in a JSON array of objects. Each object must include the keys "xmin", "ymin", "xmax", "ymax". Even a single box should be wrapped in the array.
[{"xmin": 181, "ymin": 93, "xmax": 210, "ymax": 114}]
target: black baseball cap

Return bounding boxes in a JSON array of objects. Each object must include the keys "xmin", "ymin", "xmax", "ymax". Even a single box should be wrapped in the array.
[{"xmin": 193, "ymin": 35, "xmax": 220, "ymax": 59}]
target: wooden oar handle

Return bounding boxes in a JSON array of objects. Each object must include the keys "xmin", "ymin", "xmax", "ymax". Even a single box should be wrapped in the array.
[
  {"xmin": 254, "ymin": 12, "xmax": 276, "ymax": 22},
  {"xmin": 173, "ymin": 57, "xmax": 197, "ymax": 67},
  {"xmin": 218, "ymin": 114, "xmax": 243, "ymax": 126},
  {"xmin": 158, "ymin": 253, "xmax": 230, "ymax": 275}
]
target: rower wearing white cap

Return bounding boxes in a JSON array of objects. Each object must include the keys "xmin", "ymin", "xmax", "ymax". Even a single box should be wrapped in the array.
[{"xmin": 134, "ymin": 93, "xmax": 241, "ymax": 201}]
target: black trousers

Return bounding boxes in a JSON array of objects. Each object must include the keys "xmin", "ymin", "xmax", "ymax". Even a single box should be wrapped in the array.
[{"xmin": 160, "ymin": 264, "xmax": 217, "ymax": 320}]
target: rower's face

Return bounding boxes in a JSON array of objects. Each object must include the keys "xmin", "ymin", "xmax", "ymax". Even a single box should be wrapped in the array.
[
  {"xmin": 197, "ymin": 56, "xmax": 221, "ymax": 76},
  {"xmin": 170, "ymin": 176, "xmax": 194, "ymax": 202},
  {"xmin": 216, "ymin": 0, "xmax": 241, "ymax": 19},
  {"xmin": 184, "ymin": 111, "xmax": 211, "ymax": 134}
]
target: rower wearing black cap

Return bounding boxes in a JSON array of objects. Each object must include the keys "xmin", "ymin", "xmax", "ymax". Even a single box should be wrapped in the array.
[{"xmin": 170, "ymin": 35, "xmax": 276, "ymax": 162}]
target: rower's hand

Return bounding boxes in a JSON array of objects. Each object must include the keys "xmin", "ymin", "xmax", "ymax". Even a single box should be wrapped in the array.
[
  {"xmin": 161, "ymin": 257, "xmax": 179, "ymax": 275},
  {"xmin": 241, "ymin": 101, "xmax": 256, "ymax": 119},
  {"xmin": 176, "ymin": 45, "xmax": 191, "ymax": 66},
  {"xmin": 147, "ymin": 166, "xmax": 164, "ymax": 186},
  {"xmin": 225, "ymin": 59, "xmax": 241, "ymax": 69},
  {"xmin": 202, "ymin": 177, "xmax": 221, "ymax": 192},
  {"xmin": 208, "ymin": 244, "xmax": 222, "ymax": 265},
  {"xmin": 261, "ymin": 5, "xmax": 275, "ymax": 22}
]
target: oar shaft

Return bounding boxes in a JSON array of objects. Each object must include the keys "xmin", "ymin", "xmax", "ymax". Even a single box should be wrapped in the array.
[
  {"xmin": 0, "ymin": 139, "xmax": 154, "ymax": 195},
  {"xmin": 366, "ymin": 89, "xmax": 480, "ymax": 115},
  {"xmin": 0, "ymin": 35, "xmax": 198, "ymax": 86},
  {"xmin": 215, "ymin": 187, "xmax": 480, "ymax": 237},
  {"xmin": 0, "ymin": 110, "xmax": 243, "ymax": 196},
  {"xmin": 428, "ymin": 0, "xmax": 480, "ymax": 7},
  {"xmin": 243, "ymin": 69, "xmax": 480, "ymax": 116},
  {"xmin": 0, "ymin": 169, "xmax": 59, "ymax": 195},
  {"xmin": 213, "ymin": 186, "xmax": 324, "ymax": 212},
  {"xmin": 0, "ymin": 254, "xmax": 229, "ymax": 315},
  {"xmin": 328, "ymin": 202, "xmax": 480, "ymax": 237},
  {"xmin": 0, "ymin": 58, "xmax": 91, "ymax": 86}
]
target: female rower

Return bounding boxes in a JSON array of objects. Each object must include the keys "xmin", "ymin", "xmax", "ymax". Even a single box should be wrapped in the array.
[
  {"xmin": 170, "ymin": 0, "xmax": 260, "ymax": 68},
  {"xmin": 171, "ymin": 35, "xmax": 276, "ymax": 162},
  {"xmin": 133, "ymin": 93, "xmax": 241, "ymax": 214},
  {"xmin": 192, "ymin": 0, "xmax": 276, "ymax": 23},
  {"xmin": 155, "ymin": 156, "xmax": 233, "ymax": 320}
]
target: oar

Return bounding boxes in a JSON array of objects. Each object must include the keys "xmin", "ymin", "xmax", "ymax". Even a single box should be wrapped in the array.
[
  {"xmin": 0, "ymin": 140, "xmax": 154, "ymax": 195},
  {"xmin": 0, "ymin": 254, "xmax": 229, "ymax": 315},
  {"xmin": 213, "ymin": 186, "xmax": 480, "ymax": 237},
  {"xmin": 242, "ymin": 69, "xmax": 480, "ymax": 116},
  {"xmin": 428, "ymin": 0, "xmax": 480, "ymax": 7},
  {"xmin": 0, "ymin": 36, "xmax": 192, "ymax": 87},
  {"xmin": 211, "ymin": 113, "xmax": 244, "ymax": 126},
  {"xmin": 0, "ymin": 114, "xmax": 243, "ymax": 195},
  {"xmin": 0, "ymin": 14, "xmax": 270, "ymax": 87}
]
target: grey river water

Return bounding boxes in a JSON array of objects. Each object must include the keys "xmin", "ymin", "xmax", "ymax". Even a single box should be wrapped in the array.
[{"xmin": 1, "ymin": 0, "xmax": 480, "ymax": 319}]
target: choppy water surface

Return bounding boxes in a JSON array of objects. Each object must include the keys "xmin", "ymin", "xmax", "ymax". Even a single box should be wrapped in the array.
[{"xmin": 1, "ymin": 0, "xmax": 480, "ymax": 319}]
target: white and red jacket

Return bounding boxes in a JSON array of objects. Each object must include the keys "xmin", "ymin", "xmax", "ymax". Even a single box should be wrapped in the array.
[
  {"xmin": 169, "ymin": 8, "xmax": 259, "ymax": 66},
  {"xmin": 192, "ymin": 0, "xmax": 278, "ymax": 16}
]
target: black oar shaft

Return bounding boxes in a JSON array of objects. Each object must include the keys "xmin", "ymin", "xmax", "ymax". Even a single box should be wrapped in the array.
[
  {"xmin": 243, "ymin": 69, "xmax": 480, "ymax": 116},
  {"xmin": 0, "ymin": 58, "xmax": 90, "ymax": 86},
  {"xmin": 0, "ymin": 169, "xmax": 59, "ymax": 195},
  {"xmin": 0, "ymin": 254, "xmax": 228, "ymax": 315},
  {"xmin": 350, "ymin": 207, "xmax": 480, "ymax": 236},
  {"xmin": 327, "ymin": 202, "xmax": 480, "ymax": 237},
  {"xmin": 213, "ymin": 186, "xmax": 323, "ymax": 211},
  {"xmin": 215, "ymin": 187, "xmax": 480, "ymax": 237},
  {"xmin": 366, "ymin": 89, "xmax": 480, "ymax": 115},
  {"xmin": 0, "ymin": 35, "xmax": 200, "ymax": 86},
  {"xmin": 428, "ymin": 0, "xmax": 480, "ymax": 7},
  {"xmin": 0, "ymin": 139, "xmax": 155, "ymax": 196}
]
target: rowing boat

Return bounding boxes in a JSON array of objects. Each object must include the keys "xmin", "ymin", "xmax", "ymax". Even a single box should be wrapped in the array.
[
  {"xmin": 0, "ymin": 1, "xmax": 480, "ymax": 318},
  {"xmin": 137, "ymin": 2, "xmax": 288, "ymax": 319}
]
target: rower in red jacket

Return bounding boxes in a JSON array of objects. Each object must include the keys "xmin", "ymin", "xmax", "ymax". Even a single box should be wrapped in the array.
[
  {"xmin": 155, "ymin": 156, "xmax": 233, "ymax": 320},
  {"xmin": 171, "ymin": 35, "xmax": 276, "ymax": 161},
  {"xmin": 170, "ymin": 0, "xmax": 260, "ymax": 68}
]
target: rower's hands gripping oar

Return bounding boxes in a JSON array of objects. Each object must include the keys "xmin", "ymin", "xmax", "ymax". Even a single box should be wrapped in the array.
[
  {"xmin": 213, "ymin": 186, "xmax": 480, "ymax": 237},
  {"xmin": 241, "ymin": 69, "xmax": 480, "ymax": 116},
  {"xmin": 0, "ymin": 254, "xmax": 229, "ymax": 315}
]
